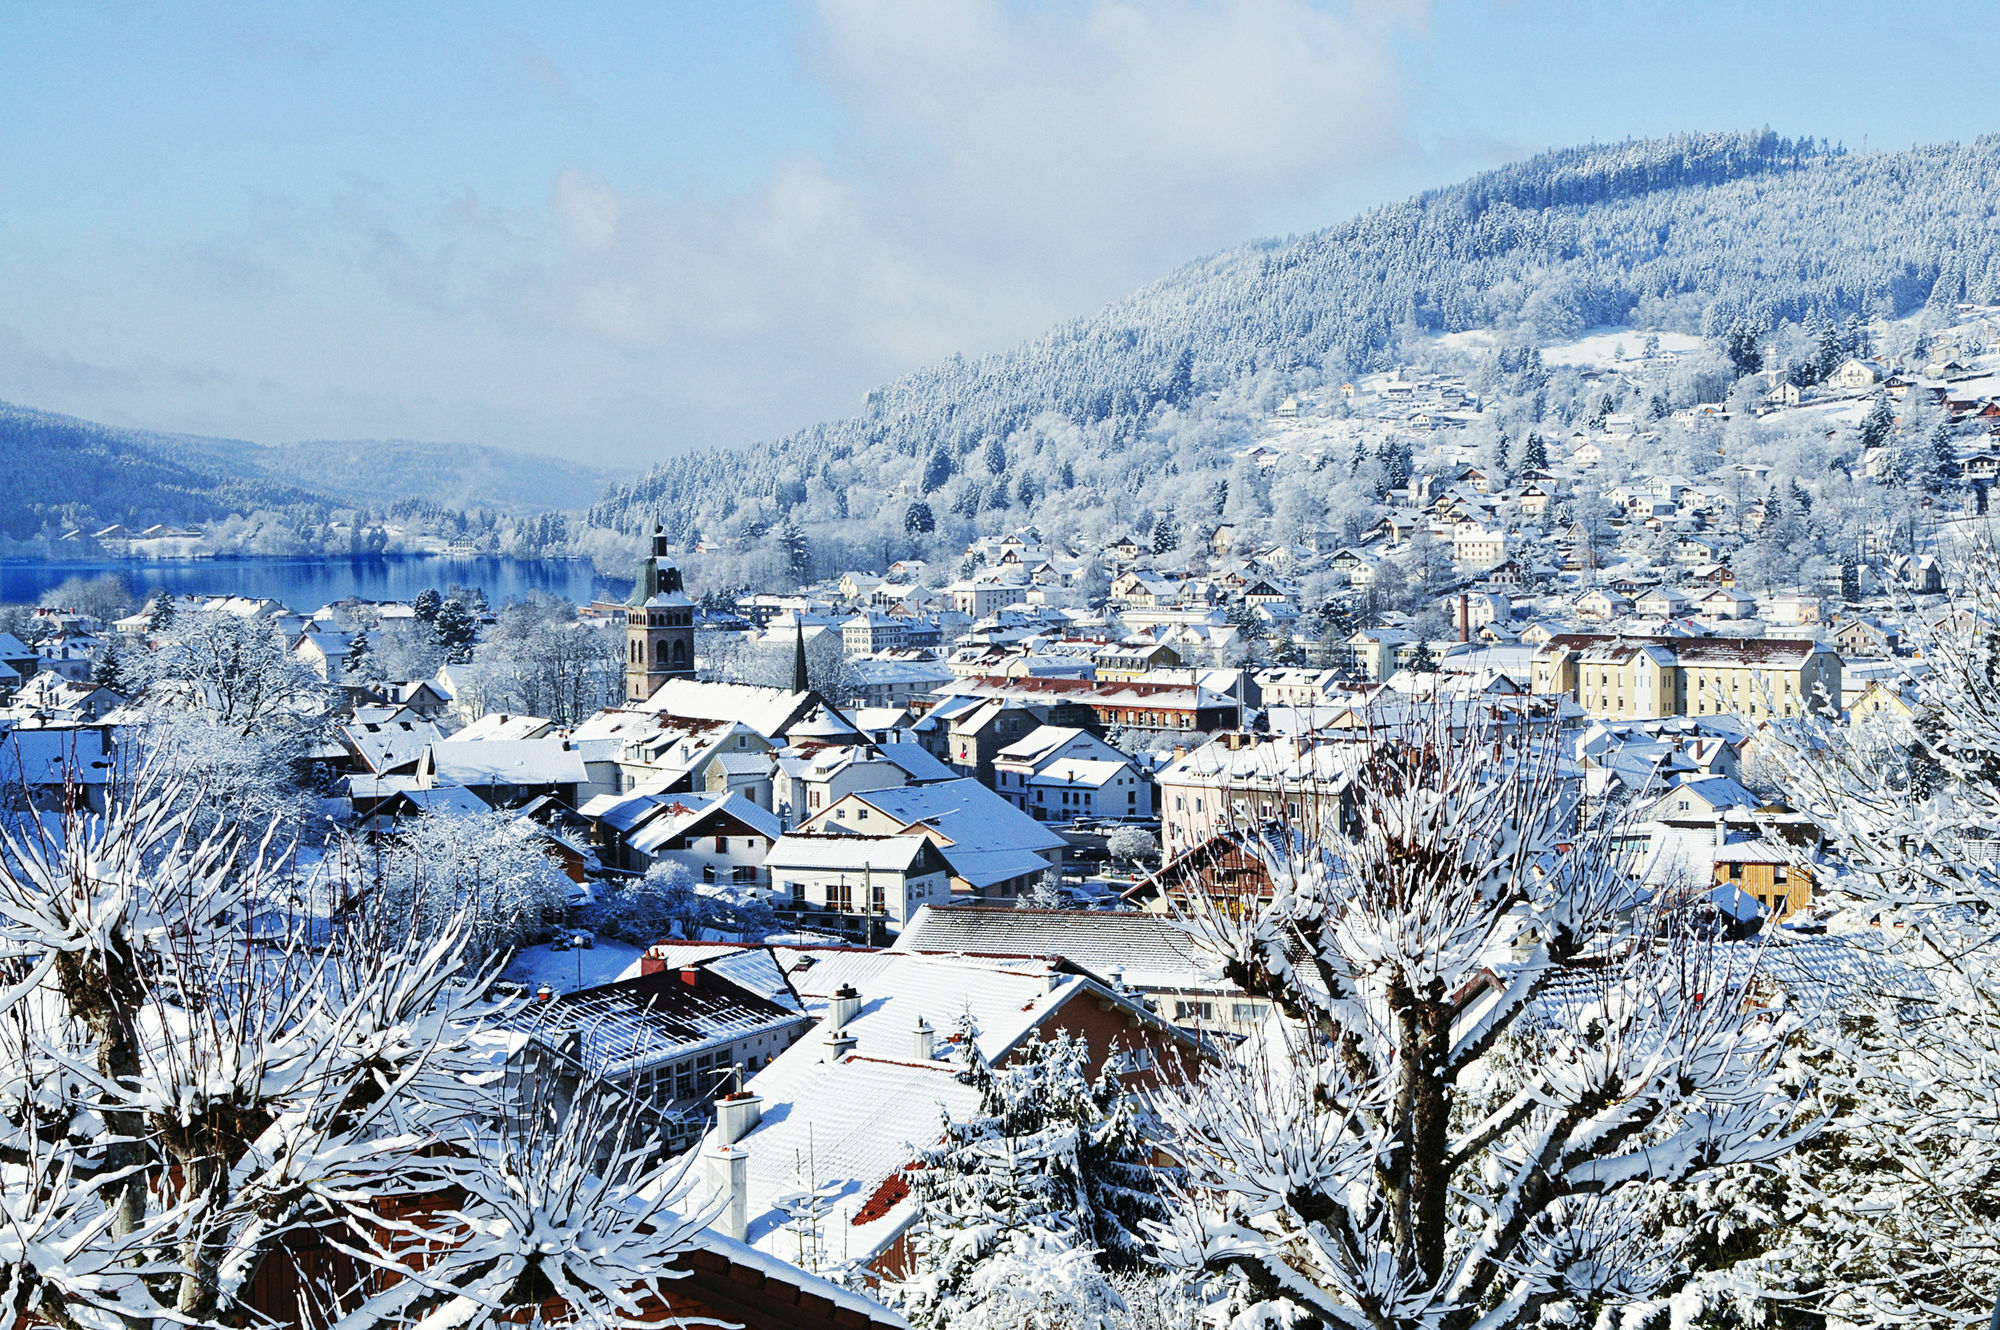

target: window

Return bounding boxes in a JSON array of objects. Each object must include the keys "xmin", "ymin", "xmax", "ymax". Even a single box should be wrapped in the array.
[
  {"xmin": 829, "ymin": 881, "xmax": 853, "ymax": 912},
  {"xmin": 714, "ymin": 835, "xmax": 727, "ymax": 853},
  {"xmin": 858, "ymin": 808, "xmax": 870, "ymax": 821},
  {"xmin": 1231, "ymin": 1003, "xmax": 1260, "ymax": 1023},
  {"xmin": 1727, "ymin": 862, "xmax": 1744, "ymax": 879},
  {"xmin": 1774, "ymin": 865, "xmax": 1788, "ymax": 883},
  {"xmin": 790, "ymin": 880, "xmax": 805, "ymax": 905},
  {"xmin": 871, "ymin": 883, "xmax": 886, "ymax": 912},
  {"xmin": 1173, "ymin": 1000, "xmax": 1214, "ymax": 1021}
]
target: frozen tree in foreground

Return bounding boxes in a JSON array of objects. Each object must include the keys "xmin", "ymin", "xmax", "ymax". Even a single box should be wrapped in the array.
[
  {"xmin": 0, "ymin": 773, "xmax": 712, "ymax": 1328},
  {"xmin": 1757, "ymin": 528, "xmax": 2000, "ymax": 1328},
  {"xmin": 333, "ymin": 1080, "xmax": 715, "ymax": 1330},
  {"xmin": 1152, "ymin": 715, "xmax": 1808, "ymax": 1330}
]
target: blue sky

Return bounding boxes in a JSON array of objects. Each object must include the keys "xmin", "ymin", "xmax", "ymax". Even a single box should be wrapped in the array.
[{"xmin": 2, "ymin": 2, "xmax": 1997, "ymax": 470}]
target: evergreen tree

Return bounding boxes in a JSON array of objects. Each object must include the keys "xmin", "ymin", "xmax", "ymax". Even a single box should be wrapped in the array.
[
  {"xmin": 777, "ymin": 517, "xmax": 811, "ymax": 583},
  {"xmin": 1721, "ymin": 317, "xmax": 1765, "ymax": 377},
  {"xmin": 90, "ymin": 639, "xmax": 124, "ymax": 692},
  {"xmin": 922, "ymin": 447, "xmax": 955, "ymax": 493},
  {"xmin": 147, "ymin": 592, "xmax": 175, "ymax": 631},
  {"xmin": 1151, "ymin": 510, "xmax": 1178, "ymax": 555},
  {"xmin": 1920, "ymin": 423, "xmax": 1960, "ymax": 494},
  {"xmin": 1859, "ymin": 394, "xmax": 1895, "ymax": 451},
  {"xmin": 1406, "ymin": 638, "xmax": 1440, "ymax": 674},
  {"xmin": 1520, "ymin": 431, "xmax": 1548, "ymax": 471},
  {"xmin": 904, "ymin": 500, "xmax": 936, "ymax": 536},
  {"xmin": 1841, "ymin": 557, "xmax": 1862, "ymax": 603},
  {"xmin": 889, "ymin": 1034, "xmax": 1166, "ymax": 1329},
  {"xmin": 344, "ymin": 630, "xmax": 373, "ymax": 681},
  {"xmin": 413, "ymin": 587, "xmax": 443, "ymax": 624},
  {"xmin": 432, "ymin": 599, "xmax": 477, "ymax": 664},
  {"xmin": 981, "ymin": 436, "xmax": 1007, "ymax": 475}
]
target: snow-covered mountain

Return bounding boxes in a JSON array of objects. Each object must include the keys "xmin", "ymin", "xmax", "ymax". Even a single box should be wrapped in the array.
[{"xmin": 587, "ymin": 131, "xmax": 2000, "ymax": 577}]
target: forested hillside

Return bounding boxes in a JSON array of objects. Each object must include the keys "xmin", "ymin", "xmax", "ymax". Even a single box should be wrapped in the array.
[
  {"xmin": 0, "ymin": 403, "xmax": 612, "ymax": 544},
  {"xmin": 0, "ymin": 405, "xmax": 320, "ymax": 540},
  {"xmin": 588, "ymin": 131, "xmax": 2000, "ymax": 579}
]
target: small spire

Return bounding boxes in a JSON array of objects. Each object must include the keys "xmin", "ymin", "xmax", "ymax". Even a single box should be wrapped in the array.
[
  {"xmin": 651, "ymin": 523, "xmax": 668, "ymax": 558},
  {"xmin": 792, "ymin": 619, "xmax": 809, "ymax": 693}
]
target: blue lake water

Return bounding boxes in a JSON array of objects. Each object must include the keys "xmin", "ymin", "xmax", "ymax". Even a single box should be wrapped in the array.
[{"xmin": 0, "ymin": 555, "xmax": 633, "ymax": 612}]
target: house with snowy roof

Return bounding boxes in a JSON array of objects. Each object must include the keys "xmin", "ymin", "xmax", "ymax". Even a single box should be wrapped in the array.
[
  {"xmin": 705, "ymin": 952, "xmax": 1199, "ymax": 1277},
  {"xmin": 424, "ymin": 736, "xmax": 589, "ymax": 809},
  {"xmin": 799, "ymin": 777, "xmax": 1068, "ymax": 904},
  {"xmin": 0, "ymin": 726, "xmax": 114, "ymax": 811},
  {"xmin": 764, "ymin": 833, "xmax": 953, "ymax": 938},
  {"xmin": 495, "ymin": 960, "xmax": 812, "ymax": 1152},
  {"xmin": 335, "ymin": 706, "xmax": 447, "ymax": 776},
  {"xmin": 890, "ymin": 904, "xmax": 1267, "ymax": 1034},
  {"xmin": 569, "ymin": 709, "xmax": 778, "ymax": 807},
  {"xmin": 989, "ymin": 724, "xmax": 1153, "ymax": 822},
  {"xmin": 579, "ymin": 787, "xmax": 783, "ymax": 883}
]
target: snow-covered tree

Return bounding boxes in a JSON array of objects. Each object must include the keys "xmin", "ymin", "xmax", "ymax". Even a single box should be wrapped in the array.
[
  {"xmin": 363, "ymin": 809, "xmax": 573, "ymax": 961},
  {"xmin": 131, "ymin": 608, "xmax": 334, "ymax": 836},
  {"xmin": 587, "ymin": 859, "xmax": 775, "ymax": 943},
  {"xmin": 334, "ymin": 1078, "xmax": 713, "ymax": 1330},
  {"xmin": 1105, "ymin": 827, "xmax": 1160, "ymax": 869},
  {"xmin": 0, "ymin": 770, "xmax": 722, "ymax": 1330},
  {"xmin": 145, "ymin": 607, "xmax": 324, "ymax": 732},
  {"xmin": 889, "ymin": 1033, "xmax": 1166, "ymax": 1330},
  {"xmin": 1755, "ymin": 529, "xmax": 2000, "ymax": 1327},
  {"xmin": 89, "ymin": 639, "xmax": 126, "ymax": 693},
  {"xmin": 0, "ymin": 773, "xmax": 496, "ymax": 1326},
  {"xmin": 1151, "ymin": 714, "xmax": 1808, "ymax": 1330},
  {"xmin": 432, "ymin": 597, "xmax": 478, "ymax": 663}
]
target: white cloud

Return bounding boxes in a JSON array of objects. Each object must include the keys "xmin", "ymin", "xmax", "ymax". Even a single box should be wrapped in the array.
[
  {"xmin": 463, "ymin": 0, "xmax": 1429, "ymax": 455},
  {"xmin": 0, "ymin": 1, "xmax": 1431, "ymax": 467}
]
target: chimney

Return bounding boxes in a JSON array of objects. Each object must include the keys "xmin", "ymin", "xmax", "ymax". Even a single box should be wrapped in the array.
[
  {"xmin": 640, "ymin": 949, "xmax": 665, "ymax": 977},
  {"xmin": 824, "ymin": 1026, "xmax": 858, "ymax": 1062},
  {"xmin": 1714, "ymin": 815, "xmax": 1729, "ymax": 850},
  {"xmin": 1108, "ymin": 965, "xmax": 1126, "ymax": 994},
  {"xmin": 912, "ymin": 1016, "xmax": 936, "ymax": 1061},
  {"xmin": 536, "ymin": 983, "xmax": 554, "ymax": 1003},
  {"xmin": 714, "ymin": 1090, "xmax": 763, "ymax": 1145},
  {"xmin": 1459, "ymin": 594, "xmax": 1470, "ymax": 643},
  {"xmin": 702, "ymin": 1141, "xmax": 749, "ymax": 1241},
  {"xmin": 828, "ymin": 983, "xmax": 862, "ymax": 1029},
  {"xmin": 680, "ymin": 968, "xmax": 701, "ymax": 986}
]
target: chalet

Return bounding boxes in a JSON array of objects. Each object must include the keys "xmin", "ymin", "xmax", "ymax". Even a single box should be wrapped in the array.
[
  {"xmin": 719, "ymin": 951, "xmax": 1200, "ymax": 1276},
  {"xmin": 764, "ymin": 832, "xmax": 953, "ymax": 937},
  {"xmin": 800, "ymin": 777, "xmax": 1069, "ymax": 903},
  {"xmin": 991, "ymin": 724, "xmax": 1153, "ymax": 822},
  {"xmin": 581, "ymin": 787, "xmax": 782, "ymax": 882}
]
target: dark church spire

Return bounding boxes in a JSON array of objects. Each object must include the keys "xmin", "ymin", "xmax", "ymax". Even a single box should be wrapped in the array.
[{"xmin": 792, "ymin": 619, "xmax": 809, "ymax": 694}]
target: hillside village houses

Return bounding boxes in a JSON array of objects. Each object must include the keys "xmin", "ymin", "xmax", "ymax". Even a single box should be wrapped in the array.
[{"xmin": 20, "ymin": 314, "xmax": 2000, "ymax": 1321}]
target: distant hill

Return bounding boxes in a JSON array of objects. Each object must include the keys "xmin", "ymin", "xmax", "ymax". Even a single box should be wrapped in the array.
[
  {"xmin": 0, "ymin": 403, "xmax": 613, "ymax": 540},
  {"xmin": 587, "ymin": 130, "xmax": 2000, "ymax": 572}
]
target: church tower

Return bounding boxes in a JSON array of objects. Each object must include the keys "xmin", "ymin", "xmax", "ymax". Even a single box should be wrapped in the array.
[{"xmin": 625, "ymin": 524, "xmax": 696, "ymax": 702}]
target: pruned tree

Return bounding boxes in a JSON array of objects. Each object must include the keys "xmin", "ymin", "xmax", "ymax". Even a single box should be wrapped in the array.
[
  {"xmin": 0, "ymin": 771, "xmax": 720, "ymax": 1330},
  {"xmin": 0, "ymin": 772, "xmax": 498, "ymax": 1327},
  {"xmin": 1150, "ymin": 715, "xmax": 1808, "ymax": 1330}
]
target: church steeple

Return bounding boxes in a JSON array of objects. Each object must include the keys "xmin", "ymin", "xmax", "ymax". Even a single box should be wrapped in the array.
[
  {"xmin": 625, "ymin": 523, "xmax": 695, "ymax": 703},
  {"xmin": 791, "ymin": 619, "xmax": 809, "ymax": 694}
]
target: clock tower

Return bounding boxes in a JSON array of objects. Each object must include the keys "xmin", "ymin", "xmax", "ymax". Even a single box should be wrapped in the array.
[{"xmin": 626, "ymin": 525, "xmax": 696, "ymax": 702}]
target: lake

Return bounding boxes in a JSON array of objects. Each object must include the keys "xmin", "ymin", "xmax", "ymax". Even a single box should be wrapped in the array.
[{"xmin": 0, "ymin": 554, "xmax": 634, "ymax": 612}]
